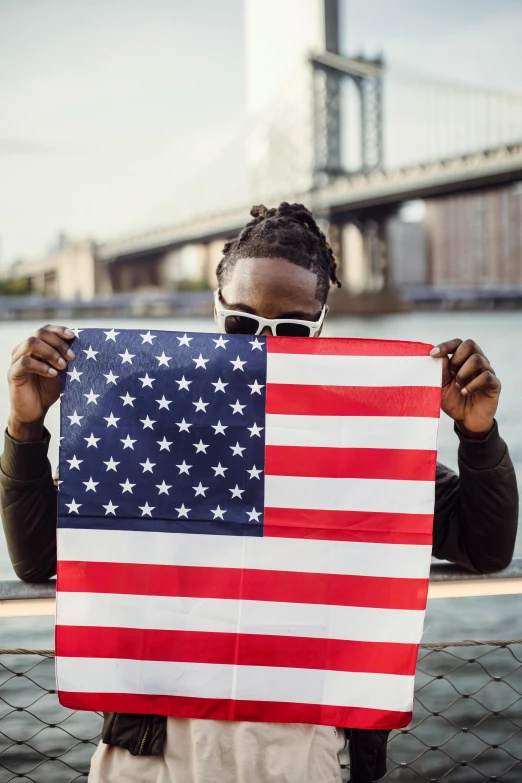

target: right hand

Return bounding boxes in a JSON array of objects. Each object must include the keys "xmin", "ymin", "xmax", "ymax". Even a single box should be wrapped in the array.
[{"xmin": 8, "ymin": 324, "xmax": 76, "ymax": 442}]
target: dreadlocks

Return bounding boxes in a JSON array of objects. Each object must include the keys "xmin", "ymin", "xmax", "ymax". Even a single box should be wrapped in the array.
[{"xmin": 216, "ymin": 202, "xmax": 341, "ymax": 303}]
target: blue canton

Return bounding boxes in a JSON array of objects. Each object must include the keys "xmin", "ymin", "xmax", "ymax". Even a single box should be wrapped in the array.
[{"xmin": 58, "ymin": 328, "xmax": 267, "ymax": 537}]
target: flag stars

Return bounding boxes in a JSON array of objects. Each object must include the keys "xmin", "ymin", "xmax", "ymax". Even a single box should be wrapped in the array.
[
  {"xmin": 120, "ymin": 392, "xmax": 135, "ymax": 406},
  {"xmin": 229, "ymin": 485, "xmax": 245, "ymax": 499},
  {"xmin": 139, "ymin": 502, "xmax": 155, "ymax": 517},
  {"xmin": 230, "ymin": 442, "xmax": 246, "ymax": 457},
  {"xmin": 119, "ymin": 349, "xmax": 135, "ymax": 364},
  {"xmin": 212, "ymin": 462, "xmax": 228, "ymax": 477},
  {"xmin": 177, "ymin": 334, "xmax": 192, "ymax": 347},
  {"xmin": 193, "ymin": 439, "xmax": 209, "ymax": 454},
  {"xmin": 193, "ymin": 354, "xmax": 209, "ymax": 369},
  {"xmin": 248, "ymin": 423, "xmax": 264, "ymax": 438},
  {"xmin": 71, "ymin": 328, "xmax": 84, "ymax": 339},
  {"xmin": 140, "ymin": 459, "xmax": 156, "ymax": 473},
  {"xmin": 156, "ymin": 351, "xmax": 171, "ymax": 366},
  {"xmin": 176, "ymin": 461, "xmax": 192, "ymax": 475},
  {"xmin": 67, "ymin": 455, "xmax": 83, "ymax": 470},
  {"xmin": 104, "ymin": 329, "xmax": 120, "ymax": 342},
  {"xmin": 176, "ymin": 418, "xmax": 191, "ymax": 433},
  {"xmin": 104, "ymin": 457, "xmax": 120, "ymax": 471},
  {"xmin": 66, "ymin": 499, "xmax": 81, "ymax": 514},
  {"xmin": 247, "ymin": 508, "xmax": 262, "ymax": 522},
  {"xmin": 175, "ymin": 503, "xmax": 190, "ymax": 518},
  {"xmin": 103, "ymin": 500, "xmax": 118, "ymax": 516},
  {"xmin": 84, "ymin": 389, "xmax": 99, "ymax": 405},
  {"xmin": 121, "ymin": 435, "xmax": 137, "ymax": 450},
  {"xmin": 156, "ymin": 481, "xmax": 172, "ymax": 495},
  {"xmin": 230, "ymin": 356, "xmax": 247, "ymax": 371},
  {"xmin": 83, "ymin": 345, "xmax": 98, "ymax": 360},
  {"xmin": 120, "ymin": 478, "xmax": 136, "ymax": 494},
  {"xmin": 157, "ymin": 437, "xmax": 173, "ymax": 451},
  {"xmin": 176, "ymin": 376, "xmax": 191, "ymax": 391},
  {"xmin": 84, "ymin": 432, "xmax": 100, "ymax": 448},
  {"xmin": 67, "ymin": 368, "xmax": 83, "ymax": 383},
  {"xmin": 139, "ymin": 373, "xmax": 155, "ymax": 388},
  {"xmin": 83, "ymin": 477, "xmax": 99, "ymax": 493},
  {"xmin": 103, "ymin": 370, "xmax": 119, "ymax": 385},
  {"xmin": 230, "ymin": 400, "xmax": 246, "ymax": 415},
  {"xmin": 211, "ymin": 505, "xmax": 226, "ymax": 520},
  {"xmin": 247, "ymin": 465, "xmax": 263, "ymax": 480},
  {"xmin": 156, "ymin": 396, "xmax": 172, "ymax": 410},
  {"xmin": 211, "ymin": 421, "xmax": 227, "ymax": 435},
  {"xmin": 141, "ymin": 331, "xmax": 156, "ymax": 344},
  {"xmin": 67, "ymin": 410, "xmax": 83, "ymax": 426},
  {"xmin": 104, "ymin": 412, "xmax": 120, "ymax": 428},
  {"xmin": 140, "ymin": 415, "xmax": 156, "ymax": 430},
  {"xmin": 212, "ymin": 335, "xmax": 229, "ymax": 349},
  {"xmin": 192, "ymin": 397, "xmax": 209, "ymax": 413},
  {"xmin": 193, "ymin": 482, "xmax": 208, "ymax": 497},
  {"xmin": 250, "ymin": 338, "xmax": 263, "ymax": 351},
  {"xmin": 211, "ymin": 378, "xmax": 228, "ymax": 393},
  {"xmin": 248, "ymin": 380, "xmax": 264, "ymax": 395}
]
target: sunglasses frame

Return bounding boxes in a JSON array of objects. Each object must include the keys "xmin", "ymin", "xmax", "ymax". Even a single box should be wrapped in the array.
[{"xmin": 214, "ymin": 290, "xmax": 327, "ymax": 337}]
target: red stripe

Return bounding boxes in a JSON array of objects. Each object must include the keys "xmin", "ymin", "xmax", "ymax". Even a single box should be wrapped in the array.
[
  {"xmin": 264, "ymin": 507, "xmax": 433, "ymax": 545},
  {"xmin": 265, "ymin": 445, "xmax": 436, "ymax": 481},
  {"xmin": 58, "ymin": 691, "xmax": 412, "ymax": 729},
  {"xmin": 56, "ymin": 626, "xmax": 419, "ymax": 675},
  {"xmin": 266, "ymin": 383, "xmax": 441, "ymax": 417},
  {"xmin": 268, "ymin": 336, "xmax": 432, "ymax": 356},
  {"xmin": 58, "ymin": 561, "xmax": 428, "ymax": 610}
]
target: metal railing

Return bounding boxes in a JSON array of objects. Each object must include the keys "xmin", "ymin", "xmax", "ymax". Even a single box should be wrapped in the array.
[{"xmin": 1, "ymin": 560, "xmax": 521, "ymax": 782}]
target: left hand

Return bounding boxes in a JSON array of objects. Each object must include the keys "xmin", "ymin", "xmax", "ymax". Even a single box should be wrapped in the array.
[{"xmin": 430, "ymin": 338, "xmax": 501, "ymax": 438}]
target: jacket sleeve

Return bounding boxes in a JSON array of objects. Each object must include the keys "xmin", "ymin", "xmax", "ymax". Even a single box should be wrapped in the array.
[
  {"xmin": 432, "ymin": 421, "xmax": 518, "ymax": 573},
  {"xmin": 0, "ymin": 429, "xmax": 57, "ymax": 582}
]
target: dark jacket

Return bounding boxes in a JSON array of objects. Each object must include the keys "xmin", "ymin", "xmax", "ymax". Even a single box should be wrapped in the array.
[{"xmin": 1, "ymin": 422, "xmax": 518, "ymax": 783}]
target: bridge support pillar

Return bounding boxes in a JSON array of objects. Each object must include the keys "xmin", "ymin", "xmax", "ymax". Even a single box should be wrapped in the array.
[{"xmin": 340, "ymin": 219, "xmax": 387, "ymax": 293}]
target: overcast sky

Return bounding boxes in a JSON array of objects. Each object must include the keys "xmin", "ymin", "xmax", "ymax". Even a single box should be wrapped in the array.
[{"xmin": 2, "ymin": 0, "xmax": 522, "ymax": 264}]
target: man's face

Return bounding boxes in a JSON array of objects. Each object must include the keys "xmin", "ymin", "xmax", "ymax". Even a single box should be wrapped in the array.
[{"xmin": 216, "ymin": 256, "xmax": 324, "ymax": 336}]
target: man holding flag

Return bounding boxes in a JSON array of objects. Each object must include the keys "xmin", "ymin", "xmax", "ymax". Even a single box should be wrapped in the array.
[{"xmin": 1, "ymin": 203, "xmax": 518, "ymax": 783}]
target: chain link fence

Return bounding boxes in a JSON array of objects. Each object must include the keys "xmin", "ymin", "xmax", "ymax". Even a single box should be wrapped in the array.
[{"xmin": 1, "ymin": 642, "xmax": 521, "ymax": 782}]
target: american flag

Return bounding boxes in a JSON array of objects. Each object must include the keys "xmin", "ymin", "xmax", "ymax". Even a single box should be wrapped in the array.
[{"xmin": 56, "ymin": 328, "xmax": 441, "ymax": 729}]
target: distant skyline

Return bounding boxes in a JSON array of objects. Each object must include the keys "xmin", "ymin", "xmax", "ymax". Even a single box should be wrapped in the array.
[{"xmin": 2, "ymin": 0, "xmax": 522, "ymax": 264}]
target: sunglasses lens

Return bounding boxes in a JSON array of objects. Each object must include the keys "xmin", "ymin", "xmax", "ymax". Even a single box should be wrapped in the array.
[
  {"xmin": 275, "ymin": 323, "xmax": 312, "ymax": 337},
  {"xmin": 224, "ymin": 315, "xmax": 259, "ymax": 335}
]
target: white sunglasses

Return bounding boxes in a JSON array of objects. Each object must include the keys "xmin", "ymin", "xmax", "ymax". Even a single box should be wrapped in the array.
[{"xmin": 214, "ymin": 290, "xmax": 327, "ymax": 337}]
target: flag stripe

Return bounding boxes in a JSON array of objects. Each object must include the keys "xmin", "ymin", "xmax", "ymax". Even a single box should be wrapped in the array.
[
  {"xmin": 56, "ymin": 657, "xmax": 415, "ymax": 712},
  {"xmin": 58, "ymin": 561, "xmax": 428, "ymax": 610},
  {"xmin": 57, "ymin": 692, "xmax": 412, "ymax": 730},
  {"xmin": 265, "ymin": 475, "xmax": 435, "ymax": 516},
  {"xmin": 265, "ymin": 446, "xmax": 436, "ymax": 481},
  {"xmin": 266, "ymin": 352, "xmax": 441, "ymax": 388},
  {"xmin": 267, "ymin": 337, "xmax": 432, "ymax": 357},
  {"xmin": 56, "ymin": 626, "xmax": 419, "ymax": 676},
  {"xmin": 56, "ymin": 592, "xmax": 425, "ymax": 644},
  {"xmin": 266, "ymin": 384, "xmax": 441, "ymax": 418},
  {"xmin": 265, "ymin": 413, "xmax": 440, "ymax": 450},
  {"xmin": 58, "ymin": 529, "xmax": 432, "ymax": 579},
  {"xmin": 264, "ymin": 508, "xmax": 433, "ymax": 545}
]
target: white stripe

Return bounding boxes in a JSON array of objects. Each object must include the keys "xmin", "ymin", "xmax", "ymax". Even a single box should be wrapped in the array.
[
  {"xmin": 57, "ymin": 592, "xmax": 424, "ymax": 644},
  {"xmin": 265, "ymin": 414, "xmax": 439, "ymax": 450},
  {"xmin": 267, "ymin": 353, "xmax": 441, "ymax": 387},
  {"xmin": 57, "ymin": 656, "xmax": 414, "ymax": 712},
  {"xmin": 58, "ymin": 529, "xmax": 432, "ymax": 579},
  {"xmin": 265, "ymin": 475, "xmax": 435, "ymax": 516}
]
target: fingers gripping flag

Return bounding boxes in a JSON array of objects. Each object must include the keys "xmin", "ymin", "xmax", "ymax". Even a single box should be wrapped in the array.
[{"xmin": 56, "ymin": 328, "xmax": 442, "ymax": 729}]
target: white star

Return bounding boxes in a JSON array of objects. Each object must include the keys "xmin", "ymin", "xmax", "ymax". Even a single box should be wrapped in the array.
[
  {"xmin": 230, "ymin": 355, "xmax": 247, "ymax": 371},
  {"xmin": 247, "ymin": 507, "xmax": 262, "ymax": 522},
  {"xmin": 67, "ymin": 367, "xmax": 83, "ymax": 383},
  {"xmin": 104, "ymin": 329, "xmax": 120, "ymax": 342},
  {"xmin": 250, "ymin": 338, "xmax": 264, "ymax": 351},
  {"xmin": 103, "ymin": 370, "xmax": 119, "ymax": 385},
  {"xmin": 229, "ymin": 484, "xmax": 245, "ymax": 499},
  {"xmin": 67, "ymin": 455, "xmax": 83, "ymax": 470},
  {"xmin": 248, "ymin": 380, "xmax": 265, "ymax": 395},
  {"xmin": 176, "ymin": 418, "xmax": 191, "ymax": 432},
  {"xmin": 175, "ymin": 503, "xmax": 190, "ymax": 518},
  {"xmin": 247, "ymin": 465, "xmax": 263, "ymax": 480},
  {"xmin": 71, "ymin": 328, "xmax": 84, "ymax": 339},
  {"xmin": 211, "ymin": 462, "xmax": 228, "ymax": 478},
  {"xmin": 140, "ymin": 458, "xmax": 156, "ymax": 473},
  {"xmin": 211, "ymin": 378, "xmax": 228, "ymax": 393},
  {"xmin": 211, "ymin": 421, "xmax": 228, "ymax": 435},
  {"xmin": 104, "ymin": 457, "xmax": 119, "ymax": 471},
  {"xmin": 139, "ymin": 502, "xmax": 155, "ymax": 517},
  {"xmin": 83, "ymin": 345, "xmax": 98, "ymax": 360},
  {"xmin": 192, "ymin": 397, "xmax": 209, "ymax": 412},
  {"xmin": 104, "ymin": 412, "xmax": 120, "ymax": 428},
  {"xmin": 156, "ymin": 395, "xmax": 172, "ymax": 410},
  {"xmin": 121, "ymin": 435, "xmax": 136, "ymax": 450},
  {"xmin": 212, "ymin": 335, "xmax": 229, "ymax": 349},
  {"xmin": 120, "ymin": 478, "xmax": 136, "ymax": 494},
  {"xmin": 68, "ymin": 410, "xmax": 83, "ymax": 426},
  {"xmin": 119, "ymin": 349, "xmax": 135, "ymax": 364},
  {"xmin": 140, "ymin": 331, "xmax": 156, "ymax": 344},
  {"xmin": 177, "ymin": 334, "xmax": 192, "ymax": 347},
  {"xmin": 84, "ymin": 389, "xmax": 99, "ymax": 405},
  {"xmin": 120, "ymin": 392, "xmax": 135, "ymax": 406},
  {"xmin": 193, "ymin": 482, "xmax": 209, "ymax": 497},
  {"xmin": 193, "ymin": 439, "xmax": 209, "ymax": 454},
  {"xmin": 84, "ymin": 432, "xmax": 100, "ymax": 448},
  {"xmin": 66, "ymin": 499, "xmax": 81, "ymax": 514},
  {"xmin": 157, "ymin": 437, "xmax": 173, "ymax": 451},
  {"xmin": 83, "ymin": 477, "xmax": 99, "ymax": 492},
  {"xmin": 139, "ymin": 373, "xmax": 155, "ymax": 388},
  {"xmin": 211, "ymin": 505, "xmax": 226, "ymax": 520},
  {"xmin": 230, "ymin": 399, "xmax": 246, "ymax": 415},
  {"xmin": 230, "ymin": 442, "xmax": 246, "ymax": 457},
  {"xmin": 155, "ymin": 351, "xmax": 171, "ymax": 366},
  {"xmin": 103, "ymin": 500, "xmax": 118, "ymax": 515},
  {"xmin": 140, "ymin": 415, "xmax": 156, "ymax": 430},
  {"xmin": 176, "ymin": 460, "xmax": 192, "ymax": 475},
  {"xmin": 176, "ymin": 376, "xmax": 191, "ymax": 391},
  {"xmin": 193, "ymin": 354, "xmax": 209, "ymax": 369},
  {"xmin": 248, "ymin": 422, "xmax": 264, "ymax": 438},
  {"xmin": 156, "ymin": 480, "xmax": 172, "ymax": 495}
]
